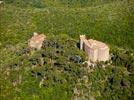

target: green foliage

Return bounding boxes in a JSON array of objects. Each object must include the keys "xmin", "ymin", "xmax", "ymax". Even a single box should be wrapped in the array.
[
  {"xmin": 3, "ymin": 0, "xmax": 45, "ymax": 8},
  {"xmin": 0, "ymin": 34, "xmax": 86, "ymax": 99},
  {"xmin": 111, "ymin": 48, "xmax": 134, "ymax": 73},
  {"xmin": 1, "ymin": 34, "xmax": 133, "ymax": 99},
  {"xmin": 3, "ymin": 0, "xmax": 125, "ymax": 8},
  {"xmin": 88, "ymin": 48, "xmax": 134, "ymax": 100}
]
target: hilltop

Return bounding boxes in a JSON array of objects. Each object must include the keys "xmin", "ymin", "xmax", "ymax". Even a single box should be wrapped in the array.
[{"xmin": 0, "ymin": 33, "xmax": 134, "ymax": 99}]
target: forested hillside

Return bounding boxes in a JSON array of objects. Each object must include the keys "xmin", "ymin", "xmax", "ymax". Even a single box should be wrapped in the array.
[{"xmin": 0, "ymin": 0, "xmax": 134, "ymax": 100}]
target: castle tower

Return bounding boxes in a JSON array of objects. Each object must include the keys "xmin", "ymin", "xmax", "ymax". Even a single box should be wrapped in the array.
[
  {"xmin": 80, "ymin": 35, "xmax": 86, "ymax": 50},
  {"xmin": 79, "ymin": 35, "xmax": 109, "ymax": 62}
]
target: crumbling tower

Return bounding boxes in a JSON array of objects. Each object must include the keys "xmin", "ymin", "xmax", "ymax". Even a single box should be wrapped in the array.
[
  {"xmin": 80, "ymin": 35, "xmax": 109, "ymax": 62},
  {"xmin": 80, "ymin": 35, "xmax": 86, "ymax": 50}
]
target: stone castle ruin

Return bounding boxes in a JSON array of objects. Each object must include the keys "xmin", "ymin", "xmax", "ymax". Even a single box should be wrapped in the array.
[
  {"xmin": 28, "ymin": 33, "xmax": 109, "ymax": 62},
  {"xmin": 28, "ymin": 32, "xmax": 46, "ymax": 50},
  {"xmin": 80, "ymin": 35, "xmax": 109, "ymax": 62}
]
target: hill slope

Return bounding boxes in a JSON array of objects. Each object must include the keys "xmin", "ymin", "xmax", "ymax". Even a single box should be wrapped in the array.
[{"xmin": 0, "ymin": 34, "xmax": 134, "ymax": 99}]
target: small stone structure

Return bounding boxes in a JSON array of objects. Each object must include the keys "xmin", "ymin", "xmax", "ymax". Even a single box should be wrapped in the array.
[
  {"xmin": 80, "ymin": 35, "xmax": 109, "ymax": 62},
  {"xmin": 28, "ymin": 32, "xmax": 46, "ymax": 50}
]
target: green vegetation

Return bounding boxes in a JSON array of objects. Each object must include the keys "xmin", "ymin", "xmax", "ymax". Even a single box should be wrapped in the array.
[
  {"xmin": 89, "ymin": 48, "xmax": 134, "ymax": 100},
  {"xmin": 0, "ymin": 34, "xmax": 86, "ymax": 99},
  {"xmin": 0, "ymin": 34, "xmax": 134, "ymax": 100},
  {"xmin": 0, "ymin": 0, "xmax": 134, "ymax": 100},
  {"xmin": 0, "ymin": 0, "xmax": 134, "ymax": 49}
]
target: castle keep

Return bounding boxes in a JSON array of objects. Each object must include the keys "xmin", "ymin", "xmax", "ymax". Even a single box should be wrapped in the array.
[{"xmin": 80, "ymin": 35, "xmax": 109, "ymax": 62}]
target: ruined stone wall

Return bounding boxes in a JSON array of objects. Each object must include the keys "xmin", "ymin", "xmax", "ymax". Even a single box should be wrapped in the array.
[
  {"xmin": 80, "ymin": 35, "xmax": 86, "ymax": 50},
  {"xmin": 80, "ymin": 35, "xmax": 109, "ymax": 62},
  {"xmin": 98, "ymin": 48, "xmax": 109, "ymax": 61},
  {"xmin": 84, "ymin": 43, "xmax": 98, "ymax": 62}
]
